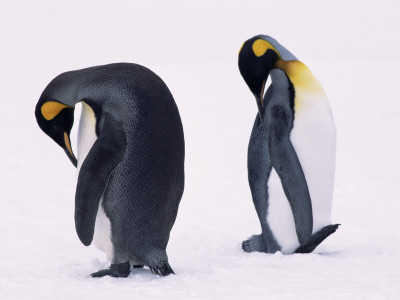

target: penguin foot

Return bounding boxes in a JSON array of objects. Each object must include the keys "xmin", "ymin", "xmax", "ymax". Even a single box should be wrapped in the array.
[
  {"xmin": 295, "ymin": 224, "xmax": 340, "ymax": 254},
  {"xmin": 90, "ymin": 261, "xmax": 131, "ymax": 278},
  {"xmin": 149, "ymin": 261, "xmax": 175, "ymax": 277},
  {"xmin": 242, "ymin": 234, "xmax": 267, "ymax": 253}
]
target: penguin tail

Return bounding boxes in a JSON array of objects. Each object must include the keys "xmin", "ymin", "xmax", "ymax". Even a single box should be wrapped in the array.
[
  {"xmin": 295, "ymin": 224, "xmax": 340, "ymax": 254},
  {"xmin": 242, "ymin": 234, "xmax": 267, "ymax": 253},
  {"xmin": 149, "ymin": 261, "xmax": 175, "ymax": 277}
]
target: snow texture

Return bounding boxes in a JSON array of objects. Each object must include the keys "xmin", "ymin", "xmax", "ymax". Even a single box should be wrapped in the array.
[{"xmin": 1, "ymin": 0, "xmax": 400, "ymax": 299}]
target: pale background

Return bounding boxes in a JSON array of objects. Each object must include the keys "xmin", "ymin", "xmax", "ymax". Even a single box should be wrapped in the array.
[{"xmin": 1, "ymin": 0, "xmax": 399, "ymax": 299}]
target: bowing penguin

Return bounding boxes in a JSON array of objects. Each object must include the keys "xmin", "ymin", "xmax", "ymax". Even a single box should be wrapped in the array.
[
  {"xmin": 238, "ymin": 35, "xmax": 339, "ymax": 254},
  {"xmin": 35, "ymin": 63, "xmax": 184, "ymax": 277}
]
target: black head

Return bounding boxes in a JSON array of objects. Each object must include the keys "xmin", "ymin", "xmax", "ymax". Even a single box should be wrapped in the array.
[
  {"xmin": 35, "ymin": 98, "xmax": 77, "ymax": 167},
  {"xmin": 238, "ymin": 36, "xmax": 280, "ymax": 113}
]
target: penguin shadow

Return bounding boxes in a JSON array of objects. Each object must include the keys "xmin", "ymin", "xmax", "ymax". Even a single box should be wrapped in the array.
[
  {"xmin": 313, "ymin": 250, "xmax": 342, "ymax": 257},
  {"xmin": 88, "ymin": 258, "xmax": 161, "ymax": 279},
  {"xmin": 128, "ymin": 266, "xmax": 155, "ymax": 278}
]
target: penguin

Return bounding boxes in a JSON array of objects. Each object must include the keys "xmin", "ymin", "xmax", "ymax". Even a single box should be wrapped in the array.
[
  {"xmin": 238, "ymin": 35, "xmax": 339, "ymax": 254},
  {"xmin": 35, "ymin": 63, "xmax": 185, "ymax": 277}
]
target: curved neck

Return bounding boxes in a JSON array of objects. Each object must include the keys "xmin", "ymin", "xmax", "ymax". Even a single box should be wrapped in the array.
[
  {"xmin": 258, "ymin": 35, "xmax": 298, "ymax": 61},
  {"xmin": 274, "ymin": 59, "xmax": 324, "ymax": 94}
]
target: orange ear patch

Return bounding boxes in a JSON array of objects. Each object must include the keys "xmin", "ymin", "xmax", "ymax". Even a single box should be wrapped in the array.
[
  {"xmin": 252, "ymin": 39, "xmax": 280, "ymax": 57},
  {"xmin": 41, "ymin": 101, "xmax": 70, "ymax": 120}
]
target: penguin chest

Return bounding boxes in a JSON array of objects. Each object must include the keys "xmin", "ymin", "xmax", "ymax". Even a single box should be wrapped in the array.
[
  {"xmin": 290, "ymin": 89, "xmax": 336, "ymax": 231},
  {"xmin": 266, "ymin": 89, "xmax": 336, "ymax": 253},
  {"xmin": 77, "ymin": 102, "xmax": 113, "ymax": 261}
]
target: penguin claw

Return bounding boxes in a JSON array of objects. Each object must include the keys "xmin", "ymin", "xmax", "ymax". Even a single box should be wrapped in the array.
[
  {"xmin": 90, "ymin": 269, "xmax": 113, "ymax": 278},
  {"xmin": 242, "ymin": 234, "xmax": 267, "ymax": 253},
  {"xmin": 90, "ymin": 261, "xmax": 131, "ymax": 278},
  {"xmin": 150, "ymin": 268, "xmax": 160, "ymax": 276}
]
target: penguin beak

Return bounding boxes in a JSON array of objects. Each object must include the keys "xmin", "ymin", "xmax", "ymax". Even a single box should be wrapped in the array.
[
  {"xmin": 63, "ymin": 132, "xmax": 77, "ymax": 167},
  {"xmin": 260, "ymin": 79, "xmax": 266, "ymax": 108},
  {"xmin": 255, "ymin": 79, "xmax": 266, "ymax": 118}
]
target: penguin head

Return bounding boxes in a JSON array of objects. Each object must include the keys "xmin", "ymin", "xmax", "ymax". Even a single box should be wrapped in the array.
[
  {"xmin": 238, "ymin": 35, "xmax": 280, "ymax": 112},
  {"xmin": 35, "ymin": 98, "xmax": 77, "ymax": 167}
]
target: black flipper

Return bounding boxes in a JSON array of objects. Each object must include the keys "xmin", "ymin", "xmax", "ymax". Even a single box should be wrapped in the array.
[
  {"xmin": 295, "ymin": 224, "xmax": 340, "ymax": 254},
  {"xmin": 242, "ymin": 234, "xmax": 267, "ymax": 253},
  {"xmin": 149, "ymin": 262, "xmax": 175, "ymax": 277},
  {"xmin": 267, "ymin": 104, "xmax": 313, "ymax": 246},
  {"xmin": 75, "ymin": 109, "xmax": 127, "ymax": 246},
  {"xmin": 91, "ymin": 261, "xmax": 131, "ymax": 278}
]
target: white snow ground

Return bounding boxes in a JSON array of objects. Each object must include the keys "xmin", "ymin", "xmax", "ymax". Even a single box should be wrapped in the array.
[{"xmin": 1, "ymin": 0, "xmax": 400, "ymax": 299}]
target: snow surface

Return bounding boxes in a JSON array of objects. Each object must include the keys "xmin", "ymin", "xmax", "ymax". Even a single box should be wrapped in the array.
[{"xmin": 1, "ymin": 0, "xmax": 400, "ymax": 299}]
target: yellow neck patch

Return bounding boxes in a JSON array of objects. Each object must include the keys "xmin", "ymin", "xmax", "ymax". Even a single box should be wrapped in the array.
[
  {"xmin": 275, "ymin": 60, "xmax": 324, "ymax": 94},
  {"xmin": 275, "ymin": 59, "xmax": 325, "ymax": 111},
  {"xmin": 41, "ymin": 101, "xmax": 70, "ymax": 121},
  {"xmin": 252, "ymin": 39, "xmax": 279, "ymax": 57}
]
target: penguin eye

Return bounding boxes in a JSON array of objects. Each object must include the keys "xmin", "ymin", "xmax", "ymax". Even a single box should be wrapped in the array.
[
  {"xmin": 41, "ymin": 101, "xmax": 70, "ymax": 121},
  {"xmin": 252, "ymin": 39, "xmax": 279, "ymax": 57}
]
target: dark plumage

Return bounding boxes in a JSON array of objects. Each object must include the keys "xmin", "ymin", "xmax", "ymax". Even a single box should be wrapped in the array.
[{"xmin": 35, "ymin": 63, "xmax": 184, "ymax": 277}]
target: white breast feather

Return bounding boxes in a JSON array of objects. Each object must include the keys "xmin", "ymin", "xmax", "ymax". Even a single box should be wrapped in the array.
[
  {"xmin": 266, "ymin": 79, "xmax": 336, "ymax": 253},
  {"xmin": 77, "ymin": 102, "xmax": 113, "ymax": 261}
]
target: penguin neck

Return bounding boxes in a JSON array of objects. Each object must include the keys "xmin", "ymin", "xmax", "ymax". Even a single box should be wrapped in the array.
[
  {"xmin": 274, "ymin": 59, "xmax": 324, "ymax": 94},
  {"xmin": 269, "ymin": 68, "xmax": 291, "ymax": 88},
  {"xmin": 258, "ymin": 68, "xmax": 292, "ymax": 121},
  {"xmin": 43, "ymin": 71, "xmax": 88, "ymax": 107},
  {"xmin": 258, "ymin": 35, "xmax": 297, "ymax": 61}
]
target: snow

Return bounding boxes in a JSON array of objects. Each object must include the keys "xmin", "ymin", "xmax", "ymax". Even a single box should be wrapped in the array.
[{"xmin": 1, "ymin": 0, "xmax": 400, "ymax": 299}]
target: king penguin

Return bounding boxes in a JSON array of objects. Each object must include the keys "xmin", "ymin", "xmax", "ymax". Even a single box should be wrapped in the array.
[
  {"xmin": 35, "ymin": 63, "xmax": 185, "ymax": 277},
  {"xmin": 238, "ymin": 35, "xmax": 339, "ymax": 254}
]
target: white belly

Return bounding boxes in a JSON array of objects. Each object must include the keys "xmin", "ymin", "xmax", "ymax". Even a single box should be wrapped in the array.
[
  {"xmin": 266, "ymin": 90, "xmax": 336, "ymax": 253},
  {"xmin": 77, "ymin": 102, "xmax": 113, "ymax": 261}
]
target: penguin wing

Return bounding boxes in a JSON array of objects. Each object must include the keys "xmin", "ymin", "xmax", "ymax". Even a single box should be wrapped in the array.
[
  {"xmin": 267, "ymin": 104, "xmax": 313, "ymax": 246},
  {"xmin": 75, "ymin": 109, "xmax": 127, "ymax": 246}
]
